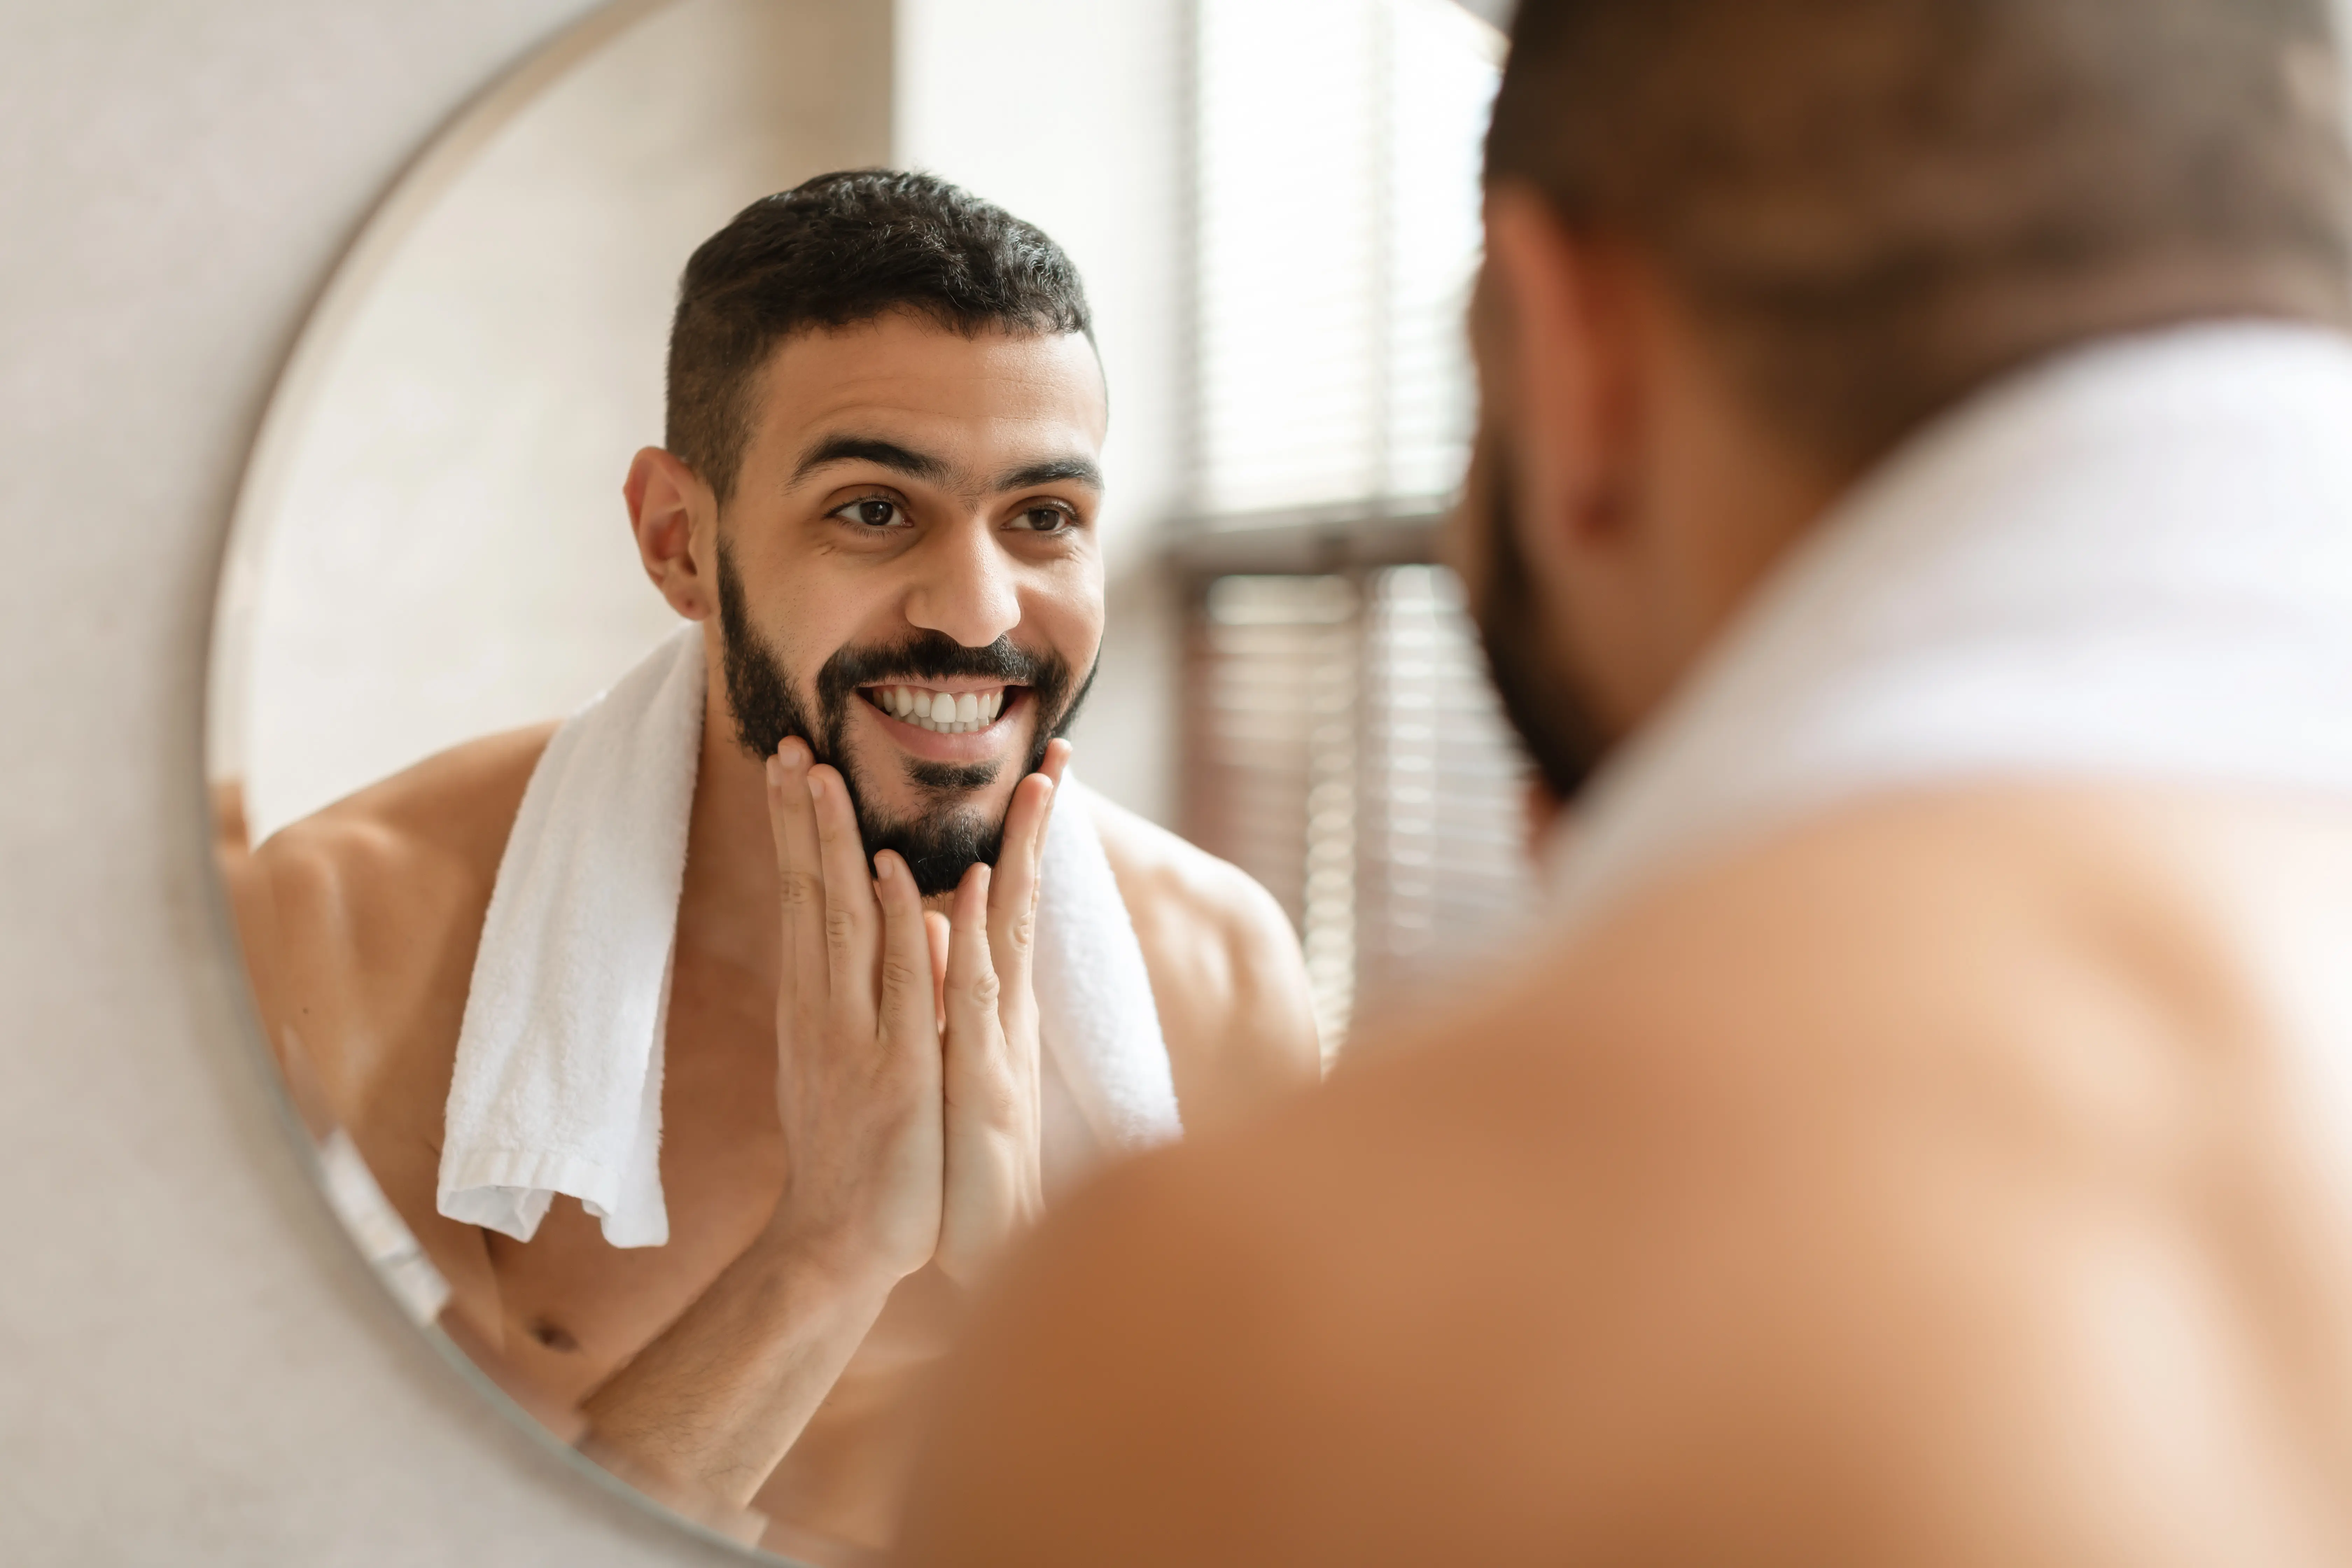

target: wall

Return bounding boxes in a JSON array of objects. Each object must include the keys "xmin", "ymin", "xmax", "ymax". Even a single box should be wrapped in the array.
[{"xmin": 0, "ymin": 2, "xmax": 750, "ymax": 1561}]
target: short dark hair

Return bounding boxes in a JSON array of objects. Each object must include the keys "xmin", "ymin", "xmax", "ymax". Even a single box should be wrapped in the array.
[
  {"xmin": 666, "ymin": 169, "xmax": 1094, "ymax": 506},
  {"xmin": 1487, "ymin": 0, "xmax": 2352, "ymax": 471}
]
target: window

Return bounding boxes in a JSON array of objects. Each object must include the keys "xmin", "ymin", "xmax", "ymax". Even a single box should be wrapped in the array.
[
  {"xmin": 1181, "ymin": 0, "xmax": 1529, "ymax": 1057},
  {"xmin": 1182, "ymin": 0, "xmax": 1527, "ymax": 1057}
]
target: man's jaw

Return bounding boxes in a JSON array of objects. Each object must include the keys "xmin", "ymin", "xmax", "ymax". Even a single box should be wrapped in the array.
[{"xmin": 856, "ymin": 679, "xmax": 1033, "ymax": 764}]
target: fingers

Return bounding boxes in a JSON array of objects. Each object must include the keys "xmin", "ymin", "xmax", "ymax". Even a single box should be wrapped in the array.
[
  {"xmin": 1038, "ymin": 736, "xmax": 1073, "ymax": 791},
  {"xmin": 764, "ymin": 740, "xmax": 832, "ymax": 1015},
  {"xmin": 805, "ymin": 762, "xmax": 880, "ymax": 1022},
  {"xmin": 986, "ymin": 773, "xmax": 1056, "ymax": 992},
  {"xmin": 873, "ymin": 849, "xmax": 937, "ymax": 1048},
  {"xmin": 986, "ymin": 738, "xmax": 1071, "ymax": 997},
  {"xmin": 941, "ymin": 864, "xmax": 1003, "ymax": 1075}
]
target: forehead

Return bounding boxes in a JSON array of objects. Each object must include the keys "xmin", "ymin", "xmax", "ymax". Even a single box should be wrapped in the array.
[{"xmin": 748, "ymin": 313, "xmax": 1108, "ymax": 479}]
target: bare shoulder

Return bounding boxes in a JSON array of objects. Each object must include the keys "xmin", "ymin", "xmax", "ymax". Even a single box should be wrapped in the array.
[
  {"xmin": 1083, "ymin": 788, "xmax": 1322, "ymax": 1132},
  {"xmin": 904, "ymin": 786, "xmax": 2352, "ymax": 1564},
  {"xmin": 231, "ymin": 724, "xmax": 557, "ymax": 1124}
]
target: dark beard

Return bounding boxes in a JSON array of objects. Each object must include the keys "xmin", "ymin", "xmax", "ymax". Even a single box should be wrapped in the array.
[
  {"xmin": 716, "ymin": 539, "xmax": 1092, "ymax": 896},
  {"xmin": 1461, "ymin": 426, "xmax": 1612, "ymax": 802}
]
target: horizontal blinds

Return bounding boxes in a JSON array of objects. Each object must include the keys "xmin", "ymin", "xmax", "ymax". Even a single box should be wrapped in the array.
[
  {"xmin": 1355, "ymin": 565, "xmax": 1535, "ymax": 1020},
  {"xmin": 1185, "ymin": 566, "xmax": 1534, "ymax": 1056}
]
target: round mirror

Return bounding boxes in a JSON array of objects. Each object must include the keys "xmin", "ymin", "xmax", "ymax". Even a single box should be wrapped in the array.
[{"xmin": 209, "ymin": 0, "xmax": 1515, "ymax": 1559}]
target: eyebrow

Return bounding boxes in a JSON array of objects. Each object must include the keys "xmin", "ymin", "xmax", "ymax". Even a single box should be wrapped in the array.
[
  {"xmin": 792, "ymin": 434, "xmax": 952, "ymax": 486},
  {"xmin": 790, "ymin": 435, "xmax": 1103, "ymax": 496},
  {"xmin": 993, "ymin": 456, "xmax": 1104, "ymax": 493}
]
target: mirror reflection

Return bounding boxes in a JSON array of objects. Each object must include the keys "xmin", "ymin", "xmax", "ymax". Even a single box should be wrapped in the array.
[{"xmin": 209, "ymin": 0, "xmax": 1514, "ymax": 1559}]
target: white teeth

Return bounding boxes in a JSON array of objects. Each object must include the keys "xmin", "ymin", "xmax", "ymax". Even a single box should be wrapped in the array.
[{"xmin": 874, "ymin": 686, "xmax": 1017, "ymax": 734}]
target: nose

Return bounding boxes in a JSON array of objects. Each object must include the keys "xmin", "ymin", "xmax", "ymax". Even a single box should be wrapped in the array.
[{"xmin": 902, "ymin": 515, "xmax": 1022, "ymax": 649}]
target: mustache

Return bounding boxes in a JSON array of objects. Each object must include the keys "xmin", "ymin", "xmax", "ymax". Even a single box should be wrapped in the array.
[{"xmin": 814, "ymin": 629, "xmax": 1058, "ymax": 707}]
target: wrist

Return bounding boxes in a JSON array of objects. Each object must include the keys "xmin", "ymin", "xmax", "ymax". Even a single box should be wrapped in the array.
[{"xmin": 754, "ymin": 1211, "xmax": 916, "ymax": 1300}]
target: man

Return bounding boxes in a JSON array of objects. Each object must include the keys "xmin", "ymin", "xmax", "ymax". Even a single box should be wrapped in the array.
[
  {"xmin": 897, "ymin": 2, "xmax": 2352, "ymax": 1562},
  {"xmin": 230, "ymin": 171, "xmax": 1320, "ymax": 1554}
]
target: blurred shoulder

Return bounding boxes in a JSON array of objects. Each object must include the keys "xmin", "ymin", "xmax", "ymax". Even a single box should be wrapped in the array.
[
  {"xmin": 1084, "ymin": 787, "xmax": 1323, "ymax": 1130},
  {"xmin": 909, "ymin": 786, "xmax": 2337, "ymax": 1563}
]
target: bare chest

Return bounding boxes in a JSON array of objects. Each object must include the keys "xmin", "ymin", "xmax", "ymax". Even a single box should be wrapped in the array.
[{"xmin": 481, "ymin": 946, "xmax": 788, "ymax": 1400}]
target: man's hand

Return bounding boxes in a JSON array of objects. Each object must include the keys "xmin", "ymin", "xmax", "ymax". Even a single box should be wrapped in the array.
[
  {"xmin": 761, "ymin": 737, "xmax": 947, "ymax": 1287},
  {"xmin": 766, "ymin": 736, "xmax": 1071, "ymax": 1289},
  {"xmin": 935, "ymin": 740, "xmax": 1068, "ymax": 1284}
]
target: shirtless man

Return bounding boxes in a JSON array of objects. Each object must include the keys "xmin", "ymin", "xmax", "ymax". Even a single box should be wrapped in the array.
[
  {"xmin": 898, "ymin": 2, "xmax": 2352, "ymax": 1562},
  {"xmin": 229, "ymin": 171, "xmax": 1319, "ymax": 1554}
]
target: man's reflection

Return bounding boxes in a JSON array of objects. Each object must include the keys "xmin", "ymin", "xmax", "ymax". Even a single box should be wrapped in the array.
[{"xmin": 227, "ymin": 170, "xmax": 1319, "ymax": 1554}]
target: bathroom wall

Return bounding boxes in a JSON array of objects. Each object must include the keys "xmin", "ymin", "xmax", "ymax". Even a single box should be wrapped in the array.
[{"xmin": 0, "ymin": 3, "xmax": 743, "ymax": 1560}]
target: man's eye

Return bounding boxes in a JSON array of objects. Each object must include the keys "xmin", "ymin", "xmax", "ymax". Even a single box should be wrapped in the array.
[
  {"xmin": 836, "ymin": 498, "xmax": 905, "ymax": 530},
  {"xmin": 1015, "ymin": 505, "xmax": 1073, "ymax": 533}
]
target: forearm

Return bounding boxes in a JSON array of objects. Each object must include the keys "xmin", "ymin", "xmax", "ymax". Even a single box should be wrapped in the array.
[{"xmin": 579, "ymin": 1228, "xmax": 898, "ymax": 1507}]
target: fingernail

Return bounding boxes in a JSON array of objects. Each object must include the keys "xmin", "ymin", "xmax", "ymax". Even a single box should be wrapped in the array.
[
  {"xmin": 806, "ymin": 772, "xmax": 825, "ymax": 804},
  {"xmin": 875, "ymin": 854, "xmax": 894, "ymax": 882}
]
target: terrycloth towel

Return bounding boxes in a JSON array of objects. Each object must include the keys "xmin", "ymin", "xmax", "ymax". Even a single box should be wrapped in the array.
[
  {"xmin": 438, "ymin": 625, "xmax": 1181, "ymax": 1248},
  {"xmin": 1547, "ymin": 322, "xmax": 2352, "ymax": 925}
]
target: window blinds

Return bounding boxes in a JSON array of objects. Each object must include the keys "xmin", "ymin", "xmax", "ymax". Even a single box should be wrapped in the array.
[{"xmin": 1184, "ymin": 0, "xmax": 1524, "ymax": 1056}]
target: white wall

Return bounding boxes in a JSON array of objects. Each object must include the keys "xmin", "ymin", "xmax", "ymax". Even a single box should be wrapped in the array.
[{"xmin": 0, "ymin": 2, "xmax": 755, "ymax": 1561}]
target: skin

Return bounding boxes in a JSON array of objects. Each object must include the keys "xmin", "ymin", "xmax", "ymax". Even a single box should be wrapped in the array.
[
  {"xmin": 228, "ymin": 313, "xmax": 1320, "ymax": 1553},
  {"xmin": 890, "ymin": 190, "xmax": 2352, "ymax": 1563}
]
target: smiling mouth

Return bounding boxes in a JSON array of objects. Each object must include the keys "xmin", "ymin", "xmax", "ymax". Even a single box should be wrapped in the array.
[{"xmin": 861, "ymin": 682, "xmax": 1024, "ymax": 736}]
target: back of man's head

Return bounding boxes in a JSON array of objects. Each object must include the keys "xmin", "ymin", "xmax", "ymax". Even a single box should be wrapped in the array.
[
  {"xmin": 667, "ymin": 169, "xmax": 1093, "ymax": 509},
  {"xmin": 1488, "ymin": 0, "xmax": 2352, "ymax": 472}
]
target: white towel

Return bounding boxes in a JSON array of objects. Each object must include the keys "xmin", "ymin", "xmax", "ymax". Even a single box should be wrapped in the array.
[
  {"xmin": 438, "ymin": 625, "xmax": 1182, "ymax": 1248},
  {"xmin": 1546, "ymin": 322, "xmax": 2352, "ymax": 925}
]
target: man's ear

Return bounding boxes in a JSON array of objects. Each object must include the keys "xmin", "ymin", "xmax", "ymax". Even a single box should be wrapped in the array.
[
  {"xmin": 1479, "ymin": 185, "xmax": 1642, "ymax": 560},
  {"xmin": 625, "ymin": 447, "xmax": 717, "ymax": 621}
]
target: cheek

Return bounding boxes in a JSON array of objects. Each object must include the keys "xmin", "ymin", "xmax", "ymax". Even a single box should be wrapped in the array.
[
  {"xmin": 765, "ymin": 565, "xmax": 888, "ymax": 675},
  {"xmin": 1029, "ymin": 577, "xmax": 1104, "ymax": 677}
]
